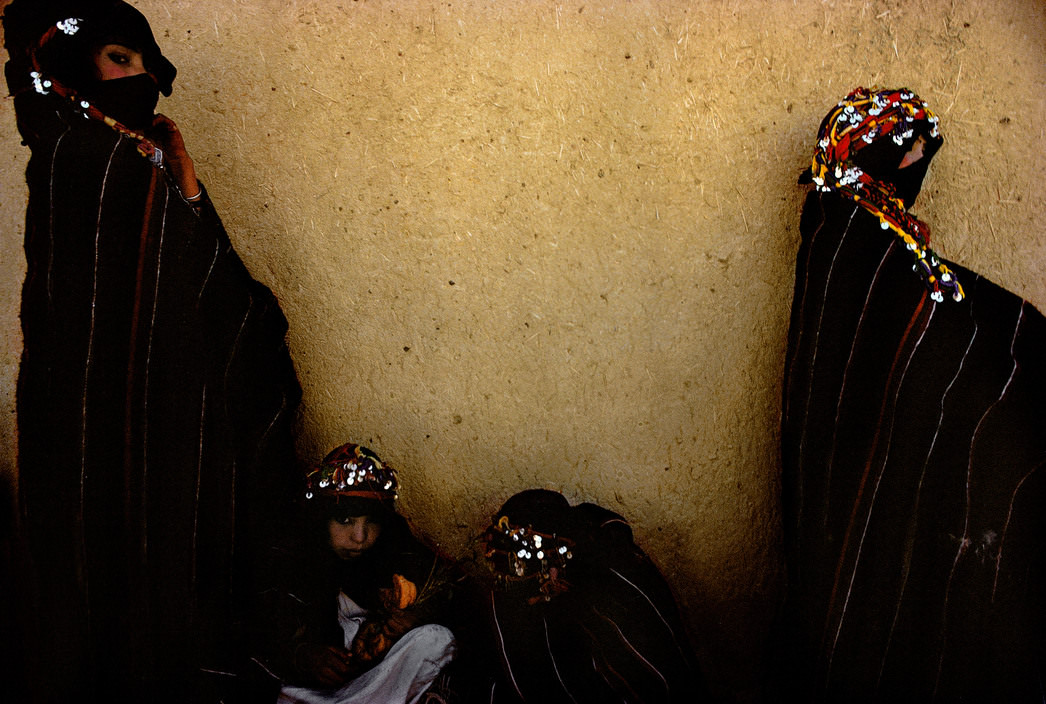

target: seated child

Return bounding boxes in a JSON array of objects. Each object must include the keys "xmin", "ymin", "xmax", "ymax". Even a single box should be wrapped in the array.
[{"xmin": 252, "ymin": 443, "xmax": 456, "ymax": 704}]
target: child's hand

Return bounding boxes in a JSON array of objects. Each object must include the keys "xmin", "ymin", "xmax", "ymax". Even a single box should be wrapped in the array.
[
  {"xmin": 384, "ymin": 608, "xmax": 421, "ymax": 638},
  {"xmin": 348, "ymin": 609, "xmax": 420, "ymax": 667},
  {"xmin": 350, "ymin": 619, "xmax": 391, "ymax": 664},
  {"xmin": 379, "ymin": 573, "xmax": 418, "ymax": 610},
  {"xmin": 294, "ymin": 643, "xmax": 355, "ymax": 688}
]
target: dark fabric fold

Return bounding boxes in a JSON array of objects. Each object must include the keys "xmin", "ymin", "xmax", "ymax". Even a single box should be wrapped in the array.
[{"xmin": 477, "ymin": 491, "xmax": 708, "ymax": 703}]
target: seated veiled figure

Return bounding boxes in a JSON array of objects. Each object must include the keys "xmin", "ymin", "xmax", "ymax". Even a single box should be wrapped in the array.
[{"xmin": 476, "ymin": 489, "xmax": 708, "ymax": 703}]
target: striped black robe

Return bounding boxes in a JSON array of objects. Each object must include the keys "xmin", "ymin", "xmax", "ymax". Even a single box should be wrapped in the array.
[
  {"xmin": 8, "ymin": 56, "xmax": 301, "ymax": 703},
  {"xmin": 481, "ymin": 502, "xmax": 707, "ymax": 703},
  {"xmin": 775, "ymin": 190, "xmax": 1046, "ymax": 701}
]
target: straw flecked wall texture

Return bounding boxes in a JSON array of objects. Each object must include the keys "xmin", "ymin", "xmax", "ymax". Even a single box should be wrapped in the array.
[{"xmin": 2, "ymin": 0, "xmax": 1044, "ymax": 693}]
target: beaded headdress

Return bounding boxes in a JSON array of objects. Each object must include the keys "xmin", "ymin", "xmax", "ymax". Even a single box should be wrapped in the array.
[
  {"xmin": 808, "ymin": 87, "xmax": 964, "ymax": 303},
  {"xmin": 305, "ymin": 443, "xmax": 399, "ymax": 502},
  {"xmin": 484, "ymin": 511, "xmax": 576, "ymax": 603},
  {"xmin": 31, "ymin": 2, "xmax": 177, "ymax": 95}
]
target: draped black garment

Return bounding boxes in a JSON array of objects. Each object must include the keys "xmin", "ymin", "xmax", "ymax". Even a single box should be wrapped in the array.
[
  {"xmin": 775, "ymin": 190, "xmax": 1046, "ymax": 701},
  {"xmin": 8, "ymin": 50, "xmax": 301, "ymax": 704},
  {"xmin": 479, "ymin": 496, "xmax": 707, "ymax": 703}
]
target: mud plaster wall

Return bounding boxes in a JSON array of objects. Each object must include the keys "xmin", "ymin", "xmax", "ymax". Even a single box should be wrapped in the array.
[{"xmin": 2, "ymin": 0, "xmax": 1044, "ymax": 694}]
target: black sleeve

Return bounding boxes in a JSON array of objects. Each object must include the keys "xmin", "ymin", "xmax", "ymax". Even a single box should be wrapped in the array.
[{"xmin": 250, "ymin": 535, "xmax": 342, "ymax": 685}]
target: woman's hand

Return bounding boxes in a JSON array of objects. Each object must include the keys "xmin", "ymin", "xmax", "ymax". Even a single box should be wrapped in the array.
[
  {"xmin": 149, "ymin": 113, "xmax": 201, "ymax": 201},
  {"xmin": 294, "ymin": 643, "xmax": 356, "ymax": 688}
]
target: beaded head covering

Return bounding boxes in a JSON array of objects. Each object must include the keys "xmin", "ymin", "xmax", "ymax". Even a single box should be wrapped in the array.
[
  {"xmin": 305, "ymin": 443, "xmax": 399, "ymax": 503},
  {"xmin": 23, "ymin": 3, "xmax": 179, "ymax": 166},
  {"xmin": 483, "ymin": 490, "xmax": 577, "ymax": 601},
  {"xmin": 32, "ymin": 2, "xmax": 176, "ymax": 96},
  {"xmin": 805, "ymin": 87, "xmax": 963, "ymax": 303}
]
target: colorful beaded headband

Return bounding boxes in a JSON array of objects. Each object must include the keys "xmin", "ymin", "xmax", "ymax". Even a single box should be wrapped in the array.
[
  {"xmin": 810, "ymin": 87, "xmax": 964, "ymax": 303},
  {"xmin": 305, "ymin": 443, "xmax": 399, "ymax": 502},
  {"xmin": 484, "ymin": 514, "xmax": 574, "ymax": 585}
]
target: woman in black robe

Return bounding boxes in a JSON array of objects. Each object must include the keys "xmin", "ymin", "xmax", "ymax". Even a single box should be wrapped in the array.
[
  {"xmin": 774, "ymin": 87, "xmax": 1046, "ymax": 701},
  {"xmin": 3, "ymin": 2, "xmax": 301, "ymax": 701}
]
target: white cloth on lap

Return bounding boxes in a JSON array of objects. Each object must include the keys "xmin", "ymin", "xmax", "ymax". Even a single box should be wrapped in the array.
[{"xmin": 279, "ymin": 592, "xmax": 455, "ymax": 704}]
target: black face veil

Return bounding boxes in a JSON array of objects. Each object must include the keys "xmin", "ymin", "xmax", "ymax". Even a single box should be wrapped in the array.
[
  {"xmin": 848, "ymin": 120, "xmax": 942, "ymax": 209},
  {"xmin": 801, "ymin": 87, "xmax": 961, "ymax": 304}
]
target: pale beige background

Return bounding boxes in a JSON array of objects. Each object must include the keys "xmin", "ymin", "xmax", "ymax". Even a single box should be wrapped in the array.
[{"xmin": 2, "ymin": 0, "xmax": 1044, "ymax": 696}]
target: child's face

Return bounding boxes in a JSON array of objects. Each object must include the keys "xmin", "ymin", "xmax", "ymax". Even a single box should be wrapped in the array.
[{"xmin": 328, "ymin": 515, "xmax": 382, "ymax": 559}]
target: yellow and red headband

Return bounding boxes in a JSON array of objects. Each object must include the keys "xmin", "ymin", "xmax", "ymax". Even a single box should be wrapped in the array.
[{"xmin": 809, "ymin": 87, "xmax": 963, "ymax": 304}]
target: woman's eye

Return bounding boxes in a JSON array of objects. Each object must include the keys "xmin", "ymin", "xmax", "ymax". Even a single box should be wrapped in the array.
[{"xmin": 108, "ymin": 53, "xmax": 129, "ymax": 65}]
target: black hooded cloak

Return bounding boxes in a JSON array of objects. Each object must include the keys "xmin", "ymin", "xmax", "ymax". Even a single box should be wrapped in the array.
[
  {"xmin": 476, "ymin": 489, "xmax": 708, "ymax": 703},
  {"xmin": 4, "ymin": 2, "xmax": 301, "ymax": 701},
  {"xmin": 774, "ymin": 88, "xmax": 1046, "ymax": 701}
]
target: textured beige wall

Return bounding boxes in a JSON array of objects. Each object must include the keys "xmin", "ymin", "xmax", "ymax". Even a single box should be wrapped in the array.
[{"xmin": 3, "ymin": 0, "xmax": 1044, "ymax": 694}]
